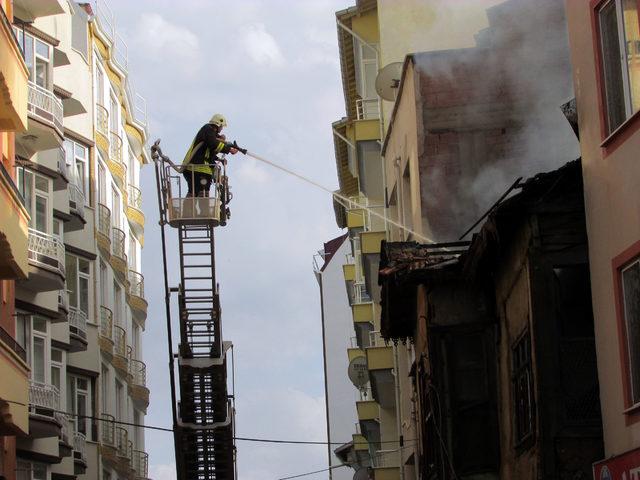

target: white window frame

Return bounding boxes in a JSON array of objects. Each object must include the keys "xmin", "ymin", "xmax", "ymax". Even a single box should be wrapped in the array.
[
  {"xmin": 64, "ymin": 138, "xmax": 90, "ymax": 203},
  {"xmin": 18, "ymin": 314, "xmax": 51, "ymax": 385},
  {"xmin": 98, "ymin": 157, "xmax": 107, "ymax": 206},
  {"xmin": 95, "ymin": 60, "xmax": 105, "ymax": 108},
  {"xmin": 66, "ymin": 254, "xmax": 91, "ymax": 319},
  {"xmin": 17, "ymin": 167, "xmax": 52, "ymax": 234},
  {"xmin": 109, "ymin": 91, "xmax": 119, "ymax": 133},
  {"xmin": 14, "ymin": 29, "xmax": 52, "ymax": 89},
  {"xmin": 50, "ymin": 347, "xmax": 65, "ymax": 407},
  {"xmin": 68, "ymin": 374, "xmax": 92, "ymax": 438},
  {"xmin": 17, "ymin": 459, "xmax": 49, "ymax": 480}
]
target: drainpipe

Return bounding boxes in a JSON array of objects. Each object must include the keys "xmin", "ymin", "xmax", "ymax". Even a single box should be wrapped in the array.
[{"xmin": 392, "ymin": 343, "xmax": 405, "ymax": 480}]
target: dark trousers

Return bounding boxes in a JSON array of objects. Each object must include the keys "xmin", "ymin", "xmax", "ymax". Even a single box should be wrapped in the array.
[{"xmin": 183, "ymin": 170, "xmax": 212, "ymax": 197}]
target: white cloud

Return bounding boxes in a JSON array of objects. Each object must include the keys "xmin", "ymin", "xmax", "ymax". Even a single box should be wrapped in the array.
[
  {"xmin": 236, "ymin": 158, "xmax": 271, "ymax": 184},
  {"xmin": 242, "ymin": 23, "xmax": 285, "ymax": 67},
  {"xmin": 149, "ymin": 463, "xmax": 176, "ymax": 480}
]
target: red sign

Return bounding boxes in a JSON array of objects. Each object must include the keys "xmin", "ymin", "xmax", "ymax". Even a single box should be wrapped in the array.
[{"xmin": 594, "ymin": 447, "xmax": 640, "ymax": 480}]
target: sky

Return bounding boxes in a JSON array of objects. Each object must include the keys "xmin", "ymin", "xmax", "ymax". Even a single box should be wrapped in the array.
[{"xmin": 108, "ymin": 1, "xmax": 349, "ymax": 479}]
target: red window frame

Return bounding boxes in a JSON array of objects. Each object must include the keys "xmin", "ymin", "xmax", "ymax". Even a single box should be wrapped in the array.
[
  {"xmin": 612, "ymin": 239, "xmax": 640, "ymax": 425},
  {"xmin": 590, "ymin": 0, "xmax": 640, "ymax": 156}
]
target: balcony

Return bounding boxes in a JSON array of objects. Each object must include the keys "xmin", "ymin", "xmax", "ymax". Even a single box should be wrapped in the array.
[
  {"xmin": 29, "ymin": 380, "xmax": 61, "ymax": 438},
  {"xmin": 67, "ymin": 182, "xmax": 86, "ymax": 232},
  {"xmin": 97, "ymin": 204, "xmax": 112, "ymax": 259},
  {"xmin": 57, "ymin": 289, "xmax": 69, "ymax": 321},
  {"xmin": 26, "ymin": 228, "xmax": 65, "ymax": 291},
  {"xmin": 128, "ymin": 270, "xmax": 148, "ymax": 325},
  {"xmin": 371, "ymin": 451, "xmax": 400, "ymax": 480},
  {"xmin": 112, "ymin": 325, "xmax": 128, "ymax": 375},
  {"xmin": 100, "ymin": 306, "xmax": 114, "ymax": 358},
  {"xmin": 68, "ymin": 306, "xmax": 88, "ymax": 352},
  {"xmin": 95, "ymin": 104, "xmax": 109, "ymax": 154},
  {"xmin": 0, "ymin": 164, "xmax": 30, "ymax": 279},
  {"xmin": 108, "ymin": 131, "xmax": 127, "ymax": 188},
  {"xmin": 357, "ymin": 400, "xmax": 380, "ymax": 446},
  {"xmin": 100, "ymin": 413, "xmax": 118, "ymax": 467},
  {"xmin": 24, "ymin": 81, "xmax": 64, "ymax": 153},
  {"xmin": 110, "ymin": 227, "xmax": 127, "ymax": 281},
  {"xmin": 366, "ymin": 345, "xmax": 395, "ymax": 409},
  {"xmin": 132, "ymin": 450, "xmax": 149, "ymax": 480},
  {"xmin": 129, "ymin": 359, "xmax": 149, "ymax": 411},
  {"xmin": 73, "ymin": 430, "xmax": 88, "ymax": 472},
  {"xmin": 0, "ymin": 326, "xmax": 29, "ymax": 436},
  {"xmin": 55, "ymin": 412, "xmax": 72, "ymax": 456},
  {"xmin": 126, "ymin": 184, "xmax": 145, "ymax": 239},
  {"xmin": 13, "ymin": 0, "xmax": 65, "ymax": 21},
  {"xmin": 356, "ymin": 98, "xmax": 380, "ymax": 121},
  {"xmin": 115, "ymin": 426, "xmax": 132, "ymax": 474},
  {"xmin": 0, "ymin": 6, "xmax": 28, "ymax": 131}
]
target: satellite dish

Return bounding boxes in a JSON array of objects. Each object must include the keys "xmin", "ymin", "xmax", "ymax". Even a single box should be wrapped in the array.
[
  {"xmin": 353, "ymin": 467, "xmax": 372, "ymax": 480},
  {"xmin": 348, "ymin": 356, "xmax": 369, "ymax": 389},
  {"xmin": 375, "ymin": 62, "xmax": 403, "ymax": 101}
]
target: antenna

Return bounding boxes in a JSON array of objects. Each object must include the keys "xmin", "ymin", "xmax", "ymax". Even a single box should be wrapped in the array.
[{"xmin": 375, "ymin": 62, "xmax": 403, "ymax": 101}]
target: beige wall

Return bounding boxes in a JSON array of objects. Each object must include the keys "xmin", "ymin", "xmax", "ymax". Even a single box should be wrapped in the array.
[{"xmin": 565, "ymin": 1, "xmax": 640, "ymax": 457}]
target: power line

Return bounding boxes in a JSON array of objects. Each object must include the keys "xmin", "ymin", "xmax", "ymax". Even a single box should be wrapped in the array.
[{"xmin": 277, "ymin": 462, "xmax": 350, "ymax": 480}]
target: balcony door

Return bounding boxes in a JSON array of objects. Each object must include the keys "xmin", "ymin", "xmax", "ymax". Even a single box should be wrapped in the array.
[
  {"xmin": 110, "ymin": 93, "xmax": 119, "ymax": 134},
  {"xmin": 98, "ymin": 160, "xmax": 107, "ymax": 206},
  {"xmin": 18, "ymin": 168, "xmax": 51, "ymax": 234},
  {"xmin": 112, "ymin": 186, "xmax": 121, "ymax": 229}
]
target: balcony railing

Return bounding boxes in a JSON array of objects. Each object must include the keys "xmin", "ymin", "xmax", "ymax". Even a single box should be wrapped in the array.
[
  {"xmin": 73, "ymin": 431, "xmax": 87, "ymax": 461},
  {"xmin": 98, "ymin": 203, "xmax": 112, "ymax": 237},
  {"xmin": 55, "ymin": 412, "xmax": 71, "ymax": 445},
  {"xmin": 100, "ymin": 306, "xmax": 113, "ymax": 340},
  {"xmin": 115, "ymin": 426, "xmax": 129, "ymax": 458},
  {"xmin": 352, "ymin": 283, "xmax": 371, "ymax": 305},
  {"xmin": 0, "ymin": 324, "xmax": 26, "ymax": 362},
  {"xmin": 27, "ymin": 81, "xmax": 64, "ymax": 132},
  {"xmin": 69, "ymin": 306, "xmax": 88, "ymax": 339},
  {"xmin": 29, "ymin": 381, "xmax": 60, "ymax": 410},
  {"xmin": 356, "ymin": 98, "xmax": 379, "ymax": 120},
  {"xmin": 68, "ymin": 182, "xmax": 85, "ymax": 218},
  {"xmin": 128, "ymin": 270, "xmax": 144, "ymax": 299},
  {"xmin": 132, "ymin": 450, "xmax": 149, "ymax": 478},
  {"xmin": 127, "ymin": 185, "xmax": 143, "ymax": 210},
  {"xmin": 113, "ymin": 325, "xmax": 126, "ymax": 357},
  {"xmin": 129, "ymin": 359, "xmax": 146, "ymax": 387},
  {"xmin": 109, "ymin": 131, "xmax": 123, "ymax": 164},
  {"xmin": 28, "ymin": 228, "xmax": 65, "ymax": 275},
  {"xmin": 96, "ymin": 104, "xmax": 109, "ymax": 139},
  {"xmin": 111, "ymin": 227, "xmax": 126, "ymax": 261},
  {"xmin": 101, "ymin": 413, "xmax": 115, "ymax": 445},
  {"xmin": 57, "ymin": 147, "xmax": 68, "ymax": 181},
  {"xmin": 58, "ymin": 289, "xmax": 69, "ymax": 314}
]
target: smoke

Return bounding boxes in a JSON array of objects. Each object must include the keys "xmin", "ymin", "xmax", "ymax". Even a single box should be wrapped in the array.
[{"xmin": 412, "ymin": 0, "xmax": 580, "ymax": 241}]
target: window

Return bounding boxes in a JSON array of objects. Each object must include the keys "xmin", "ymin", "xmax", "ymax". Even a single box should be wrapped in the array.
[
  {"xmin": 14, "ymin": 29, "xmax": 52, "ymax": 88},
  {"xmin": 17, "ymin": 168, "xmax": 51, "ymax": 233},
  {"xmin": 68, "ymin": 375, "xmax": 91, "ymax": 436},
  {"xmin": 95, "ymin": 65, "xmax": 105, "ymax": 107},
  {"xmin": 109, "ymin": 93, "xmax": 119, "ymax": 133},
  {"xmin": 66, "ymin": 255, "xmax": 90, "ymax": 317},
  {"xmin": 17, "ymin": 460, "xmax": 47, "ymax": 480},
  {"xmin": 512, "ymin": 330, "xmax": 535, "ymax": 446},
  {"xmin": 52, "ymin": 218, "xmax": 63, "ymax": 240},
  {"xmin": 129, "ymin": 236, "xmax": 137, "ymax": 270},
  {"xmin": 128, "ymin": 147, "xmax": 136, "ymax": 185},
  {"xmin": 50, "ymin": 347, "xmax": 64, "ymax": 397},
  {"xmin": 17, "ymin": 314, "xmax": 51, "ymax": 385},
  {"xmin": 113, "ymin": 281, "xmax": 123, "ymax": 325},
  {"xmin": 134, "ymin": 410, "xmax": 143, "ymax": 448},
  {"xmin": 100, "ymin": 261, "xmax": 108, "ymax": 306},
  {"xmin": 597, "ymin": 0, "xmax": 640, "ymax": 133},
  {"xmin": 132, "ymin": 324, "xmax": 140, "ymax": 359},
  {"xmin": 622, "ymin": 258, "xmax": 640, "ymax": 405},
  {"xmin": 98, "ymin": 159, "xmax": 107, "ymax": 205},
  {"xmin": 112, "ymin": 186, "xmax": 121, "ymax": 228},
  {"xmin": 101, "ymin": 364, "xmax": 109, "ymax": 413},
  {"xmin": 64, "ymin": 138, "xmax": 90, "ymax": 202},
  {"xmin": 115, "ymin": 380, "xmax": 124, "ymax": 421}
]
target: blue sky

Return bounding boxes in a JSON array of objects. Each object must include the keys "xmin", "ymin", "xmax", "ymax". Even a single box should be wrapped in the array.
[{"xmin": 108, "ymin": 1, "xmax": 349, "ymax": 478}]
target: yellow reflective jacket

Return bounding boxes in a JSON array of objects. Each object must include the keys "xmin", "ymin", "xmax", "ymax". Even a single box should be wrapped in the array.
[{"xmin": 182, "ymin": 124, "xmax": 230, "ymax": 175}]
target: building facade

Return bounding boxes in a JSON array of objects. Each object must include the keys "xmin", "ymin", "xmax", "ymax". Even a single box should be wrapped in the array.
[
  {"xmin": 564, "ymin": 0, "xmax": 640, "ymax": 475},
  {"xmin": 1, "ymin": 1, "xmax": 152, "ymax": 479}
]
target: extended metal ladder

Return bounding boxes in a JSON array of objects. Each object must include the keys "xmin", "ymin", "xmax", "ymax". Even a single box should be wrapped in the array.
[{"xmin": 152, "ymin": 142, "xmax": 236, "ymax": 480}]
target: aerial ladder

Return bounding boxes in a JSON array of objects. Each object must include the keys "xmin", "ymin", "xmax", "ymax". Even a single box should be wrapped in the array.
[{"xmin": 151, "ymin": 141, "xmax": 236, "ymax": 480}]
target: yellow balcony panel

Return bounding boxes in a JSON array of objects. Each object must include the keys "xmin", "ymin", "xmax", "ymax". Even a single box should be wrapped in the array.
[
  {"xmin": 110, "ymin": 228, "xmax": 128, "ymax": 283},
  {"xmin": 126, "ymin": 185, "xmax": 145, "ymax": 240},
  {"xmin": 0, "ymin": 331, "xmax": 30, "ymax": 435},
  {"xmin": 0, "ymin": 172, "xmax": 29, "ymax": 278},
  {"xmin": 128, "ymin": 270, "xmax": 147, "ymax": 327},
  {"xmin": 347, "ymin": 209, "xmax": 365, "ymax": 228},
  {"xmin": 95, "ymin": 104, "xmax": 109, "ymax": 155},
  {"xmin": 343, "ymin": 264, "xmax": 355, "ymax": 282},
  {"xmin": 107, "ymin": 132, "xmax": 126, "ymax": 189},
  {"xmin": 373, "ymin": 467, "xmax": 400, "ymax": 480},
  {"xmin": 366, "ymin": 346, "xmax": 393, "ymax": 371},
  {"xmin": 111, "ymin": 326, "xmax": 128, "ymax": 375},
  {"xmin": 128, "ymin": 359, "xmax": 149, "ymax": 412},
  {"xmin": 125, "ymin": 123, "xmax": 144, "ymax": 157},
  {"xmin": 352, "ymin": 302, "xmax": 373, "ymax": 323},
  {"xmin": 0, "ymin": 13, "xmax": 28, "ymax": 131},
  {"xmin": 354, "ymin": 119, "xmax": 380, "ymax": 141},
  {"xmin": 362, "ymin": 231, "xmax": 385, "ymax": 255},
  {"xmin": 356, "ymin": 400, "xmax": 378, "ymax": 422},
  {"xmin": 353, "ymin": 434, "xmax": 368, "ymax": 451},
  {"xmin": 347, "ymin": 348, "xmax": 365, "ymax": 363}
]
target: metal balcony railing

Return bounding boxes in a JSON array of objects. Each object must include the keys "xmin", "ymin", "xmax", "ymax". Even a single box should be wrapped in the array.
[
  {"xmin": 101, "ymin": 413, "xmax": 115, "ymax": 445},
  {"xmin": 73, "ymin": 431, "xmax": 87, "ymax": 461},
  {"xmin": 58, "ymin": 289, "xmax": 69, "ymax": 314},
  {"xmin": 28, "ymin": 228, "xmax": 65, "ymax": 275},
  {"xmin": 98, "ymin": 204, "xmax": 111, "ymax": 238},
  {"xmin": 127, "ymin": 184, "xmax": 143, "ymax": 211},
  {"xmin": 96, "ymin": 104, "xmax": 109, "ymax": 139},
  {"xmin": 129, "ymin": 359, "xmax": 146, "ymax": 388},
  {"xmin": 109, "ymin": 131, "xmax": 123, "ymax": 165},
  {"xmin": 356, "ymin": 98, "xmax": 379, "ymax": 120},
  {"xmin": 29, "ymin": 381, "xmax": 60, "ymax": 410},
  {"xmin": 68, "ymin": 182, "xmax": 85, "ymax": 218},
  {"xmin": 55, "ymin": 412, "xmax": 71, "ymax": 444},
  {"xmin": 128, "ymin": 270, "xmax": 144, "ymax": 299},
  {"xmin": 68, "ymin": 306, "xmax": 88, "ymax": 339},
  {"xmin": 115, "ymin": 426, "xmax": 129, "ymax": 458},
  {"xmin": 352, "ymin": 282, "xmax": 371, "ymax": 305},
  {"xmin": 57, "ymin": 147, "xmax": 68, "ymax": 181},
  {"xmin": 111, "ymin": 227, "xmax": 126, "ymax": 261},
  {"xmin": 132, "ymin": 450, "xmax": 149, "ymax": 478},
  {"xmin": 100, "ymin": 306, "xmax": 113, "ymax": 340},
  {"xmin": 27, "ymin": 81, "xmax": 64, "ymax": 132},
  {"xmin": 0, "ymin": 325, "xmax": 26, "ymax": 362},
  {"xmin": 113, "ymin": 325, "xmax": 126, "ymax": 357}
]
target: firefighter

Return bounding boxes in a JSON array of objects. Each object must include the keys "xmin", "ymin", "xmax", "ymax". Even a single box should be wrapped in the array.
[{"xmin": 181, "ymin": 114, "xmax": 239, "ymax": 197}]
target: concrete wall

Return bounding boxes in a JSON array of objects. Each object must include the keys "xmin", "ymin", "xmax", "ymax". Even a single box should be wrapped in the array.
[
  {"xmin": 319, "ymin": 238, "xmax": 359, "ymax": 479},
  {"xmin": 565, "ymin": 0, "xmax": 640, "ymax": 458}
]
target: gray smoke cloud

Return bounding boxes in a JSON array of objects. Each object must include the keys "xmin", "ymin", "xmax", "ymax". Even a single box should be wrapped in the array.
[{"xmin": 412, "ymin": 0, "xmax": 580, "ymax": 241}]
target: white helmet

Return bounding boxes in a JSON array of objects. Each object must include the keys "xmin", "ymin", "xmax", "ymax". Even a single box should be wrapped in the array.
[{"xmin": 209, "ymin": 114, "xmax": 227, "ymax": 128}]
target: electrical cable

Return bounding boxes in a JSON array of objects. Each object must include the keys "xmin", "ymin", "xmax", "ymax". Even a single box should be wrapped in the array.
[{"xmin": 277, "ymin": 462, "xmax": 351, "ymax": 480}]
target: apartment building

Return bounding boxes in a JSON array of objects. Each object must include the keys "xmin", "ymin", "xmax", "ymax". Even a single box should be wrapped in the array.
[
  {"xmin": 564, "ymin": 1, "xmax": 640, "ymax": 476},
  {"xmin": 4, "ymin": 1, "xmax": 151, "ymax": 479},
  {"xmin": 0, "ymin": 1, "xmax": 31, "ymax": 479}
]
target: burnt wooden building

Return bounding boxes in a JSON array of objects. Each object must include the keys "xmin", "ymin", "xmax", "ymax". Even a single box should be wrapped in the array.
[{"xmin": 379, "ymin": 160, "xmax": 603, "ymax": 479}]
